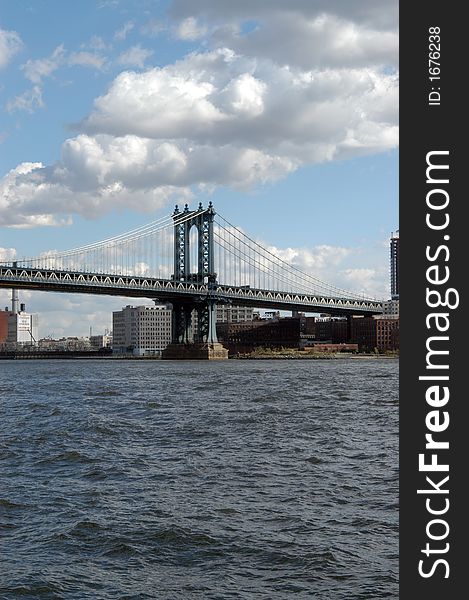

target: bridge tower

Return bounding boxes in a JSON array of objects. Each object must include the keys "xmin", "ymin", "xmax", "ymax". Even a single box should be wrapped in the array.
[
  {"xmin": 162, "ymin": 202, "xmax": 228, "ymax": 359},
  {"xmin": 173, "ymin": 202, "xmax": 216, "ymax": 286}
]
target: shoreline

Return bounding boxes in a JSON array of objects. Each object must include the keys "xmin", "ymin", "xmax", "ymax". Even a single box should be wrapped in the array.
[
  {"xmin": 0, "ymin": 352, "xmax": 398, "ymax": 361},
  {"xmin": 231, "ymin": 353, "xmax": 398, "ymax": 360}
]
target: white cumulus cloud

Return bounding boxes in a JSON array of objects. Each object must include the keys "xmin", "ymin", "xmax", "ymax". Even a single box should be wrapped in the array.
[
  {"xmin": 0, "ymin": 246, "xmax": 17, "ymax": 261},
  {"xmin": 170, "ymin": 0, "xmax": 398, "ymax": 68},
  {"xmin": 1, "ymin": 2, "xmax": 398, "ymax": 228},
  {"xmin": 81, "ymin": 48, "xmax": 397, "ymax": 155},
  {"xmin": 342, "ymin": 267, "xmax": 388, "ymax": 299}
]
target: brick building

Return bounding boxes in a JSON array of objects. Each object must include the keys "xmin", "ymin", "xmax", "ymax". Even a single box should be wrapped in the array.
[
  {"xmin": 217, "ymin": 318, "xmax": 301, "ymax": 354},
  {"xmin": 313, "ymin": 318, "xmax": 349, "ymax": 343},
  {"xmin": 0, "ymin": 310, "xmax": 8, "ymax": 344},
  {"xmin": 350, "ymin": 317, "xmax": 399, "ymax": 352}
]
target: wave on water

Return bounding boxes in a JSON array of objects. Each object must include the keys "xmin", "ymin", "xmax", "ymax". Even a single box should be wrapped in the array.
[{"xmin": 0, "ymin": 358, "xmax": 398, "ymax": 599}]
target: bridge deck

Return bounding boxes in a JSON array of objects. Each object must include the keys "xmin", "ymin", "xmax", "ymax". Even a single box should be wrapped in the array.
[{"xmin": 0, "ymin": 265, "xmax": 382, "ymax": 316}]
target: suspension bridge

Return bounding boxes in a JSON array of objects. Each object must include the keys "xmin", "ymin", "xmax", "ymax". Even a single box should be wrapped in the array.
[{"xmin": 0, "ymin": 202, "xmax": 382, "ymax": 356}]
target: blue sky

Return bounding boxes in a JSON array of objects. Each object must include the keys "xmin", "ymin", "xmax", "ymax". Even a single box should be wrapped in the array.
[{"xmin": 0, "ymin": 0, "xmax": 398, "ymax": 337}]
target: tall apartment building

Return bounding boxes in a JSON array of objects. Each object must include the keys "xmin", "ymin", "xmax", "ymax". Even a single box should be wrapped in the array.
[
  {"xmin": 390, "ymin": 231, "xmax": 399, "ymax": 300},
  {"xmin": 112, "ymin": 304, "xmax": 171, "ymax": 356}
]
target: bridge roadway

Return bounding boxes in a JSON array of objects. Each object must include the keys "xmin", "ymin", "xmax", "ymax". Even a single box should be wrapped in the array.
[{"xmin": 0, "ymin": 265, "xmax": 382, "ymax": 316}]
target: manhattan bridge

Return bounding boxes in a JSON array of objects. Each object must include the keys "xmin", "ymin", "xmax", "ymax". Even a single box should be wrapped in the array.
[{"xmin": 0, "ymin": 203, "xmax": 382, "ymax": 354}]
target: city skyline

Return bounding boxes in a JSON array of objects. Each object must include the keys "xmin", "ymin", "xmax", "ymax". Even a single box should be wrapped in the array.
[{"xmin": 0, "ymin": 0, "xmax": 398, "ymax": 337}]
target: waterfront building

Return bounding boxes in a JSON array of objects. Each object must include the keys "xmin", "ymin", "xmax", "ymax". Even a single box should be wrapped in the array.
[
  {"xmin": 39, "ymin": 337, "xmax": 91, "ymax": 351},
  {"xmin": 36, "ymin": 337, "xmax": 92, "ymax": 351},
  {"xmin": 112, "ymin": 304, "xmax": 171, "ymax": 356},
  {"xmin": 38, "ymin": 338, "xmax": 60, "ymax": 350},
  {"xmin": 263, "ymin": 311, "xmax": 281, "ymax": 321},
  {"xmin": 216, "ymin": 305, "xmax": 253, "ymax": 323},
  {"xmin": 376, "ymin": 318, "xmax": 399, "ymax": 352},
  {"xmin": 0, "ymin": 310, "xmax": 8, "ymax": 344},
  {"xmin": 217, "ymin": 316, "xmax": 301, "ymax": 354},
  {"xmin": 216, "ymin": 311, "xmax": 399, "ymax": 355},
  {"xmin": 7, "ymin": 311, "xmax": 39, "ymax": 345},
  {"xmin": 90, "ymin": 333, "xmax": 113, "ymax": 349},
  {"xmin": 350, "ymin": 317, "xmax": 399, "ymax": 352},
  {"xmin": 314, "ymin": 317, "xmax": 349, "ymax": 343},
  {"xmin": 1, "ymin": 291, "xmax": 39, "ymax": 347}
]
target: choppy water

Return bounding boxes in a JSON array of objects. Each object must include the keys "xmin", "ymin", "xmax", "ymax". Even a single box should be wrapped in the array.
[{"xmin": 0, "ymin": 358, "xmax": 398, "ymax": 599}]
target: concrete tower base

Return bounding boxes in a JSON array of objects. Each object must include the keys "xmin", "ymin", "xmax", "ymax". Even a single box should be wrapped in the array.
[{"xmin": 161, "ymin": 342, "xmax": 229, "ymax": 360}]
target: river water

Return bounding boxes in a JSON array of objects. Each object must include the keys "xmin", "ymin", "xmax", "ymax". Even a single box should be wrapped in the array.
[{"xmin": 0, "ymin": 358, "xmax": 398, "ymax": 599}]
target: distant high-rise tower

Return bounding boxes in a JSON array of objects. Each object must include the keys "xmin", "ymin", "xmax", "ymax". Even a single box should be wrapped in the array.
[{"xmin": 390, "ymin": 231, "xmax": 399, "ymax": 300}]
